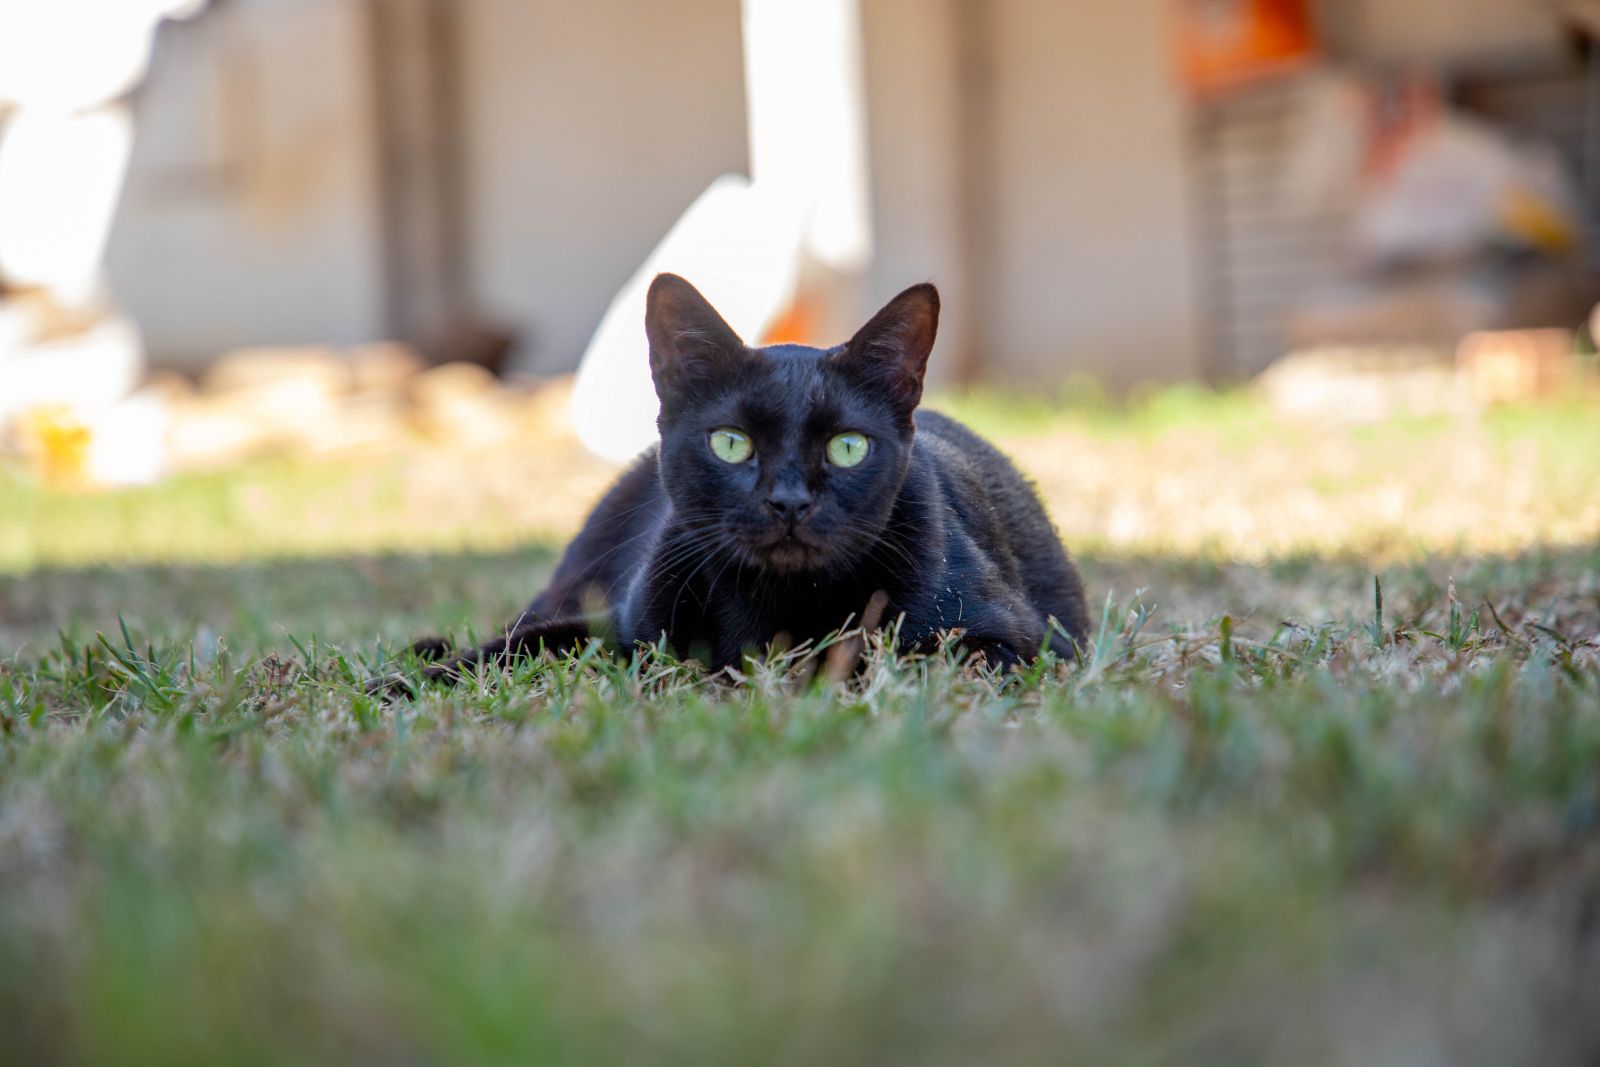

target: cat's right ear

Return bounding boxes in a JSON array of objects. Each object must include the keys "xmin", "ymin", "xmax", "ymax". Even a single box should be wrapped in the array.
[{"xmin": 646, "ymin": 273, "xmax": 750, "ymax": 403}]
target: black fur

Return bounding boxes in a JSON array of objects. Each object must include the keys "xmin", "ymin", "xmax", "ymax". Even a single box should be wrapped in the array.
[{"xmin": 376, "ymin": 275, "xmax": 1088, "ymax": 693}]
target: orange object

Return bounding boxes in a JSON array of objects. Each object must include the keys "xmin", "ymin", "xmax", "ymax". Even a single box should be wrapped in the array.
[
  {"xmin": 1175, "ymin": 0, "xmax": 1317, "ymax": 95},
  {"xmin": 760, "ymin": 293, "xmax": 819, "ymax": 346}
]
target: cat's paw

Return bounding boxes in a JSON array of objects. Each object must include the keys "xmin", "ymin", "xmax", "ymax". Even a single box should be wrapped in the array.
[
  {"xmin": 407, "ymin": 635, "xmax": 455, "ymax": 661},
  {"xmin": 362, "ymin": 637, "xmax": 459, "ymax": 701},
  {"xmin": 362, "ymin": 671, "xmax": 419, "ymax": 702},
  {"xmin": 363, "ymin": 659, "xmax": 472, "ymax": 702}
]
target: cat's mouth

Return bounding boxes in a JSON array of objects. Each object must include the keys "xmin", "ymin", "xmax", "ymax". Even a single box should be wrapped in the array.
[{"xmin": 752, "ymin": 528, "xmax": 827, "ymax": 573}]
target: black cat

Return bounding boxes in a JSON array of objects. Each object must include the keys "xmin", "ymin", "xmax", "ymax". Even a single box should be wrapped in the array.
[{"xmin": 377, "ymin": 274, "xmax": 1088, "ymax": 692}]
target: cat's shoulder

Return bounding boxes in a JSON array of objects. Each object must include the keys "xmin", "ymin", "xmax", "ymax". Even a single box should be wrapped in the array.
[
  {"xmin": 912, "ymin": 408, "xmax": 983, "ymax": 448},
  {"xmin": 911, "ymin": 409, "xmax": 1010, "ymax": 468},
  {"xmin": 583, "ymin": 444, "xmax": 665, "ymax": 525}
]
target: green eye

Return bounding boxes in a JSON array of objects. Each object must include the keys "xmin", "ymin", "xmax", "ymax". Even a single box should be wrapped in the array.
[
  {"xmin": 709, "ymin": 428, "xmax": 754, "ymax": 464},
  {"xmin": 826, "ymin": 431, "xmax": 869, "ymax": 468}
]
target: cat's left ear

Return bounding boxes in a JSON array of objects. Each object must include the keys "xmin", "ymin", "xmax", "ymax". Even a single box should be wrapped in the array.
[{"xmin": 830, "ymin": 283, "xmax": 940, "ymax": 417}]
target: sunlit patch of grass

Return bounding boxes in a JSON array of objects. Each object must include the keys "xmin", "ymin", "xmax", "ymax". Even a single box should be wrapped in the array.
[
  {"xmin": 928, "ymin": 378, "xmax": 1265, "ymax": 440},
  {"xmin": 5, "ymin": 389, "xmax": 1600, "ymax": 572},
  {"xmin": 0, "ymin": 447, "xmax": 608, "ymax": 573}
]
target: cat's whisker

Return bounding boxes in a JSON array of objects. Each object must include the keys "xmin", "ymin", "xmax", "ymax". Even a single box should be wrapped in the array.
[
  {"xmin": 587, "ymin": 512, "xmax": 729, "ymax": 605},
  {"xmin": 666, "ymin": 537, "xmax": 733, "ymax": 635}
]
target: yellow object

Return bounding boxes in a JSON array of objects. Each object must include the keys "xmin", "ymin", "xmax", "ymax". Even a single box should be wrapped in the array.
[
  {"xmin": 17, "ymin": 404, "xmax": 94, "ymax": 487},
  {"xmin": 1499, "ymin": 186, "xmax": 1577, "ymax": 255}
]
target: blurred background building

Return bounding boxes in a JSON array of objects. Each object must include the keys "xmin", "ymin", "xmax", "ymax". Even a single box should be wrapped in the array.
[{"xmin": 2, "ymin": 0, "xmax": 1598, "ymax": 477}]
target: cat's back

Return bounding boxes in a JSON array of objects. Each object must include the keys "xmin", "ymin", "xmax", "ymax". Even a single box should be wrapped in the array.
[
  {"xmin": 911, "ymin": 409, "xmax": 1043, "ymax": 519},
  {"xmin": 911, "ymin": 409, "xmax": 1089, "ymax": 643},
  {"xmin": 912, "ymin": 409, "xmax": 1020, "ymax": 482}
]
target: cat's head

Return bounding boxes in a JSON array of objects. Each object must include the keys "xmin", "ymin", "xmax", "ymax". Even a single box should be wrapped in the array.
[{"xmin": 646, "ymin": 273, "xmax": 939, "ymax": 576}]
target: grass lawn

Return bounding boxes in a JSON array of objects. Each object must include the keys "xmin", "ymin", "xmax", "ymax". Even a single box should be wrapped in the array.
[{"xmin": 2, "ymin": 390, "xmax": 1598, "ymax": 1065}]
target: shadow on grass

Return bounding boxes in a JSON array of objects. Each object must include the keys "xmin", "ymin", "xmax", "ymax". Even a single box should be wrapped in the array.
[
  {"xmin": 0, "ymin": 545, "xmax": 567, "ymax": 657},
  {"xmin": 2, "ymin": 538, "xmax": 1595, "ymax": 660}
]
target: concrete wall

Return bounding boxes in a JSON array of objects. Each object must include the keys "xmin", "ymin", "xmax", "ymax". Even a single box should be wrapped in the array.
[
  {"xmin": 859, "ymin": 0, "xmax": 970, "ymax": 387},
  {"xmin": 459, "ymin": 0, "xmax": 749, "ymax": 375},
  {"xmin": 461, "ymin": 0, "xmax": 1211, "ymax": 387},
  {"xmin": 862, "ymin": 0, "xmax": 1204, "ymax": 388},
  {"xmin": 109, "ymin": 0, "xmax": 747, "ymax": 375},
  {"xmin": 1334, "ymin": 0, "xmax": 1568, "ymax": 65},
  {"xmin": 104, "ymin": 0, "xmax": 1566, "ymax": 385},
  {"xmin": 985, "ymin": 0, "xmax": 1202, "ymax": 386},
  {"xmin": 107, "ymin": 0, "xmax": 385, "ymax": 367}
]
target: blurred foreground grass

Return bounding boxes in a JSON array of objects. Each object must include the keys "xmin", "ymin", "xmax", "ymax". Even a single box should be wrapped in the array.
[{"xmin": 2, "ymin": 388, "xmax": 1599, "ymax": 1065}]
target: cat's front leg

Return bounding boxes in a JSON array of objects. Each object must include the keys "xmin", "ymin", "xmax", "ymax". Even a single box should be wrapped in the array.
[
  {"xmin": 611, "ymin": 535, "xmax": 730, "ymax": 664},
  {"xmin": 406, "ymin": 635, "xmax": 456, "ymax": 661},
  {"xmin": 900, "ymin": 627, "xmax": 1026, "ymax": 672},
  {"xmin": 366, "ymin": 615, "xmax": 596, "ymax": 698},
  {"xmin": 951, "ymin": 633, "xmax": 1028, "ymax": 672}
]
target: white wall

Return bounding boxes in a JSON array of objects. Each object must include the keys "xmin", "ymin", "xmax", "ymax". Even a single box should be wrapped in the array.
[
  {"xmin": 108, "ymin": 0, "xmax": 1204, "ymax": 386},
  {"xmin": 1335, "ymin": 0, "xmax": 1567, "ymax": 65},
  {"xmin": 100, "ymin": 0, "xmax": 1568, "ymax": 385},
  {"xmin": 863, "ymin": 0, "xmax": 1204, "ymax": 388},
  {"xmin": 459, "ymin": 0, "xmax": 749, "ymax": 376},
  {"xmin": 107, "ymin": 0, "xmax": 385, "ymax": 367},
  {"xmin": 985, "ymin": 0, "xmax": 1202, "ymax": 386},
  {"xmin": 860, "ymin": 0, "xmax": 970, "ymax": 386}
]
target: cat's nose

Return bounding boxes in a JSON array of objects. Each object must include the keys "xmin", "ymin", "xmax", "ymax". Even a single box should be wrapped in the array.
[{"xmin": 765, "ymin": 485, "xmax": 812, "ymax": 523}]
